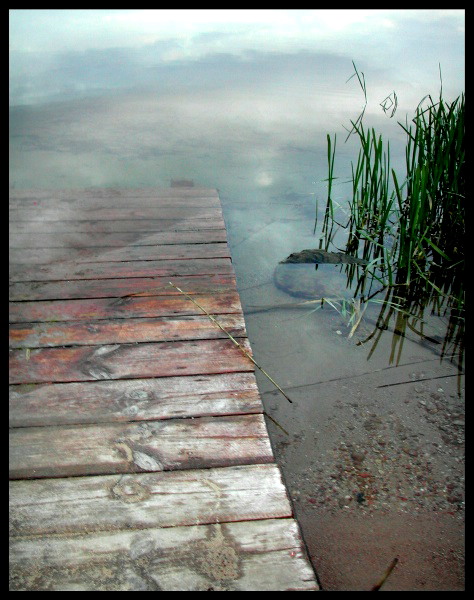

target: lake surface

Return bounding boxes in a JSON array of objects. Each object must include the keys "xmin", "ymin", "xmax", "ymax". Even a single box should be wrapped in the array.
[{"xmin": 9, "ymin": 9, "xmax": 465, "ymax": 590}]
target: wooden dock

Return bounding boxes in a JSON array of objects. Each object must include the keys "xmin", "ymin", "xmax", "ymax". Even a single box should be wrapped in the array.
[{"xmin": 9, "ymin": 186, "xmax": 318, "ymax": 591}]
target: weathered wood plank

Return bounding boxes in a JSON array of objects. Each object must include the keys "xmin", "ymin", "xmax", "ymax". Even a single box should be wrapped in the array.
[
  {"xmin": 9, "ymin": 414, "xmax": 273, "ymax": 478},
  {"xmin": 9, "ymin": 372, "xmax": 262, "ymax": 427},
  {"xmin": 10, "ymin": 464, "xmax": 289, "ymax": 535},
  {"xmin": 9, "ymin": 292, "xmax": 242, "ymax": 323},
  {"xmin": 9, "ymin": 206, "xmax": 222, "ymax": 222},
  {"xmin": 9, "ymin": 229, "xmax": 227, "ymax": 249},
  {"xmin": 9, "ymin": 242, "xmax": 231, "ymax": 265},
  {"xmin": 9, "ymin": 195, "xmax": 221, "ymax": 211},
  {"xmin": 9, "ymin": 217, "xmax": 226, "ymax": 234},
  {"xmin": 9, "ymin": 187, "xmax": 219, "ymax": 200},
  {"xmin": 10, "ymin": 257, "xmax": 233, "ymax": 282},
  {"xmin": 9, "ymin": 338, "xmax": 254, "ymax": 384},
  {"xmin": 10, "ymin": 314, "xmax": 247, "ymax": 348},
  {"xmin": 9, "ymin": 518, "xmax": 318, "ymax": 591},
  {"xmin": 9, "ymin": 274, "xmax": 237, "ymax": 301}
]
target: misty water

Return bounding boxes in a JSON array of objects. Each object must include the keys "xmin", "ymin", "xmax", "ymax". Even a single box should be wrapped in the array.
[
  {"xmin": 9, "ymin": 47, "xmax": 463, "ymax": 392},
  {"xmin": 10, "ymin": 11, "xmax": 465, "ymax": 590}
]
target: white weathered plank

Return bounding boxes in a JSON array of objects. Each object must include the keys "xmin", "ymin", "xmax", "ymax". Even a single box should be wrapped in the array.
[
  {"xmin": 9, "ymin": 195, "xmax": 221, "ymax": 210},
  {"xmin": 9, "ymin": 187, "xmax": 219, "ymax": 201},
  {"xmin": 9, "ymin": 257, "xmax": 233, "ymax": 282},
  {"xmin": 9, "ymin": 518, "xmax": 318, "ymax": 591},
  {"xmin": 9, "ymin": 229, "xmax": 227, "ymax": 249},
  {"xmin": 9, "ymin": 217, "xmax": 226, "ymax": 234},
  {"xmin": 9, "ymin": 464, "xmax": 291, "ymax": 535},
  {"xmin": 9, "ymin": 242, "xmax": 230, "ymax": 264}
]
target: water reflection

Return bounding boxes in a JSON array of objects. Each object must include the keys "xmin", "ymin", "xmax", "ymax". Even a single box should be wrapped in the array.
[{"xmin": 9, "ymin": 18, "xmax": 465, "ymax": 386}]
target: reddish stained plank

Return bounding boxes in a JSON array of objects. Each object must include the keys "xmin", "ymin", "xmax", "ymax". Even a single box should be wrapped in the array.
[
  {"xmin": 9, "ymin": 413, "xmax": 273, "ymax": 478},
  {"xmin": 10, "ymin": 257, "xmax": 233, "ymax": 282},
  {"xmin": 9, "ymin": 372, "xmax": 262, "ymax": 427},
  {"xmin": 9, "ymin": 274, "xmax": 237, "ymax": 301},
  {"xmin": 9, "ymin": 206, "xmax": 222, "ymax": 222},
  {"xmin": 9, "ymin": 229, "xmax": 227, "ymax": 248},
  {"xmin": 9, "ymin": 292, "xmax": 243, "ymax": 323},
  {"xmin": 10, "ymin": 314, "xmax": 247, "ymax": 348},
  {"xmin": 9, "ymin": 217, "xmax": 225, "ymax": 234},
  {"xmin": 9, "ymin": 242, "xmax": 231, "ymax": 265},
  {"xmin": 9, "ymin": 338, "xmax": 255, "ymax": 384}
]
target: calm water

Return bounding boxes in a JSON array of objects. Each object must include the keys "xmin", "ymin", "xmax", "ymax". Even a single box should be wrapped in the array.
[
  {"xmin": 10, "ymin": 10, "xmax": 465, "ymax": 590},
  {"xmin": 9, "ymin": 29, "xmax": 464, "ymax": 369}
]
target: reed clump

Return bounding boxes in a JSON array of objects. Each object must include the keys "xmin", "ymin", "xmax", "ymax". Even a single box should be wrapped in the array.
[{"xmin": 315, "ymin": 64, "xmax": 465, "ymax": 370}]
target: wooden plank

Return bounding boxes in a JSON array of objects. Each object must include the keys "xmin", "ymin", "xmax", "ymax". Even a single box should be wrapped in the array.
[
  {"xmin": 9, "ymin": 518, "xmax": 318, "ymax": 591},
  {"xmin": 9, "ymin": 372, "xmax": 262, "ymax": 427},
  {"xmin": 9, "ymin": 217, "xmax": 225, "ymax": 234},
  {"xmin": 9, "ymin": 242, "xmax": 231, "ymax": 265},
  {"xmin": 10, "ymin": 257, "xmax": 233, "ymax": 282},
  {"xmin": 9, "ymin": 292, "xmax": 243, "ymax": 323},
  {"xmin": 9, "ymin": 195, "xmax": 221, "ymax": 210},
  {"xmin": 9, "ymin": 187, "xmax": 219, "ymax": 200},
  {"xmin": 9, "ymin": 274, "xmax": 237, "ymax": 301},
  {"xmin": 9, "ymin": 206, "xmax": 222, "ymax": 222},
  {"xmin": 9, "ymin": 464, "xmax": 290, "ymax": 535},
  {"xmin": 9, "ymin": 229, "xmax": 227, "ymax": 248},
  {"xmin": 9, "ymin": 338, "xmax": 255, "ymax": 384},
  {"xmin": 9, "ymin": 414, "xmax": 273, "ymax": 478},
  {"xmin": 9, "ymin": 314, "xmax": 247, "ymax": 348}
]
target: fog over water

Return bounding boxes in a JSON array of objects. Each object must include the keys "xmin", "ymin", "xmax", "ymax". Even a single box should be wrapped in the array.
[
  {"xmin": 10, "ymin": 9, "xmax": 464, "ymax": 192},
  {"xmin": 9, "ymin": 9, "xmax": 465, "ymax": 302}
]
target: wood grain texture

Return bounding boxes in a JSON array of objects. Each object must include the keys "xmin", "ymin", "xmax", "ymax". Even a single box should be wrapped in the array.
[
  {"xmin": 9, "ymin": 292, "xmax": 243, "ymax": 323},
  {"xmin": 9, "ymin": 274, "xmax": 237, "ymax": 301},
  {"xmin": 9, "ymin": 194, "xmax": 221, "ymax": 211},
  {"xmin": 9, "ymin": 414, "xmax": 273, "ymax": 478},
  {"xmin": 9, "ymin": 338, "xmax": 255, "ymax": 384},
  {"xmin": 9, "ymin": 217, "xmax": 225, "ymax": 234},
  {"xmin": 9, "ymin": 229, "xmax": 227, "ymax": 249},
  {"xmin": 10, "ymin": 257, "xmax": 233, "ymax": 282},
  {"xmin": 9, "ymin": 187, "xmax": 219, "ymax": 200},
  {"xmin": 9, "ymin": 518, "xmax": 318, "ymax": 591},
  {"xmin": 9, "ymin": 242, "xmax": 231, "ymax": 264},
  {"xmin": 9, "ymin": 464, "xmax": 290, "ymax": 535},
  {"xmin": 9, "ymin": 206, "xmax": 223, "ymax": 222},
  {"xmin": 9, "ymin": 372, "xmax": 262, "ymax": 427},
  {"xmin": 9, "ymin": 314, "xmax": 247, "ymax": 348}
]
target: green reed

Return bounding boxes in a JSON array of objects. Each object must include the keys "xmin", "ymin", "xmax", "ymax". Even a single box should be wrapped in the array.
[{"xmin": 315, "ymin": 64, "xmax": 465, "ymax": 371}]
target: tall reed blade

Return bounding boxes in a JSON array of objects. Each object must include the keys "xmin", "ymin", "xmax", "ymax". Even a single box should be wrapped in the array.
[{"xmin": 314, "ymin": 62, "xmax": 464, "ymax": 369}]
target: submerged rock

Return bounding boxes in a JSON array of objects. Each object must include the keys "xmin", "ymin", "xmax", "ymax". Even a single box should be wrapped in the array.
[
  {"xmin": 274, "ymin": 249, "xmax": 367, "ymax": 300},
  {"xmin": 279, "ymin": 248, "xmax": 369, "ymax": 266}
]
